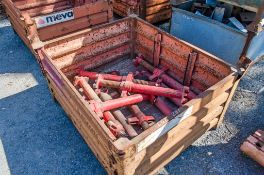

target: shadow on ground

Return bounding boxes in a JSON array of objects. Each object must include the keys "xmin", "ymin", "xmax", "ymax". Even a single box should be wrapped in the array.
[{"xmin": 0, "ymin": 20, "xmax": 263, "ymax": 175}]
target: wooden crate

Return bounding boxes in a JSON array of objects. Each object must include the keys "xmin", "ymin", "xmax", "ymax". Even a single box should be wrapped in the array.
[
  {"xmin": 36, "ymin": 16, "xmax": 249, "ymax": 175},
  {"xmin": 113, "ymin": 0, "xmax": 171, "ymax": 23},
  {"xmin": 2, "ymin": 0, "xmax": 113, "ymax": 53}
]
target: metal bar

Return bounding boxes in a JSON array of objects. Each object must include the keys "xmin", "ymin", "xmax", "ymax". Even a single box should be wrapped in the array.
[
  {"xmin": 79, "ymin": 70, "xmax": 156, "ymax": 85},
  {"xmin": 99, "ymin": 92, "xmax": 138, "ymax": 138},
  {"xmin": 153, "ymin": 33, "xmax": 161, "ymax": 67},
  {"xmin": 239, "ymin": 2, "xmax": 264, "ymax": 66},
  {"xmin": 101, "ymin": 94, "xmax": 149, "ymax": 111},
  {"xmin": 183, "ymin": 52, "xmax": 197, "ymax": 87},
  {"xmin": 134, "ymin": 55, "xmax": 196, "ymax": 99},
  {"xmin": 155, "ymin": 97, "xmax": 173, "ymax": 116},
  {"xmin": 97, "ymin": 79, "xmax": 185, "ymax": 98},
  {"xmin": 74, "ymin": 76, "xmax": 126, "ymax": 137}
]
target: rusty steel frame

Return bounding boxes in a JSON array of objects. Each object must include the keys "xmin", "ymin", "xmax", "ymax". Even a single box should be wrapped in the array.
[{"xmin": 37, "ymin": 16, "xmax": 242, "ymax": 175}]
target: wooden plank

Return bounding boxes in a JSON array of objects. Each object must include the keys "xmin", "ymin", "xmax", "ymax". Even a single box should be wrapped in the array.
[
  {"xmin": 24, "ymin": 2, "xmax": 72, "ymax": 17},
  {"xmin": 45, "ymin": 24, "xmax": 130, "ymax": 58}
]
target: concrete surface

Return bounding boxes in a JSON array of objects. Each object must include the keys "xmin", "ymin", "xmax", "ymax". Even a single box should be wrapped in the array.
[{"xmin": 0, "ymin": 19, "xmax": 263, "ymax": 175}]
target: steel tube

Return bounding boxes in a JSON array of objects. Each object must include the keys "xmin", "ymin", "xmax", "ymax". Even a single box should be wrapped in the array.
[
  {"xmin": 134, "ymin": 56, "xmax": 196, "ymax": 99},
  {"xmin": 98, "ymin": 79, "xmax": 184, "ymax": 98},
  {"xmin": 140, "ymin": 71, "xmax": 186, "ymax": 107},
  {"xmin": 74, "ymin": 76, "xmax": 125, "ymax": 137},
  {"xmin": 155, "ymin": 97, "xmax": 173, "ymax": 116},
  {"xmin": 129, "ymin": 105, "xmax": 150, "ymax": 130},
  {"xmin": 101, "ymin": 94, "xmax": 149, "ymax": 111},
  {"xmin": 99, "ymin": 92, "xmax": 138, "ymax": 138},
  {"xmin": 79, "ymin": 70, "xmax": 156, "ymax": 85}
]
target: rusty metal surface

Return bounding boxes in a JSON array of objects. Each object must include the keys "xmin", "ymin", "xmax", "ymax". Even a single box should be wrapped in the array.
[
  {"xmin": 135, "ymin": 19, "xmax": 232, "ymax": 92},
  {"xmin": 40, "ymin": 16, "xmax": 234, "ymax": 121},
  {"xmin": 3, "ymin": 0, "xmax": 113, "ymax": 49},
  {"xmin": 41, "ymin": 16, "xmax": 233, "ymax": 94},
  {"xmin": 241, "ymin": 130, "xmax": 264, "ymax": 167},
  {"xmin": 113, "ymin": 0, "xmax": 171, "ymax": 23}
]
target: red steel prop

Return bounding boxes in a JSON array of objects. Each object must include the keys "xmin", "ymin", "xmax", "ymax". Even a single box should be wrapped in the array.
[
  {"xmin": 134, "ymin": 55, "xmax": 196, "ymax": 99},
  {"xmin": 74, "ymin": 77, "xmax": 149, "ymax": 112},
  {"xmin": 137, "ymin": 70, "xmax": 188, "ymax": 107},
  {"xmin": 118, "ymin": 75, "xmax": 155, "ymax": 130},
  {"xmin": 79, "ymin": 70, "xmax": 157, "ymax": 86},
  {"xmin": 155, "ymin": 97, "xmax": 173, "ymax": 116},
  {"xmin": 106, "ymin": 72, "xmax": 172, "ymax": 116},
  {"xmin": 127, "ymin": 105, "xmax": 154, "ymax": 130},
  {"xmin": 95, "ymin": 75, "xmax": 186, "ymax": 99},
  {"xmin": 99, "ymin": 92, "xmax": 138, "ymax": 138},
  {"xmin": 74, "ymin": 76, "xmax": 125, "ymax": 137}
]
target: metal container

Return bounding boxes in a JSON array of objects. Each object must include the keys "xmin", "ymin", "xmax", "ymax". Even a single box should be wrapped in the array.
[{"xmin": 36, "ymin": 16, "xmax": 252, "ymax": 175}]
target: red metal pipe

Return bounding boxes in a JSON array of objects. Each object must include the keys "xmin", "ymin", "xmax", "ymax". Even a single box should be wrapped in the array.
[
  {"xmin": 155, "ymin": 97, "xmax": 173, "ymax": 116},
  {"xmin": 99, "ymin": 92, "xmax": 138, "ymax": 138},
  {"xmin": 139, "ymin": 71, "xmax": 188, "ymax": 107},
  {"xmin": 96, "ymin": 79, "xmax": 186, "ymax": 98},
  {"xmin": 134, "ymin": 56, "xmax": 196, "ymax": 99},
  {"xmin": 101, "ymin": 94, "xmax": 149, "ymax": 111},
  {"xmin": 128, "ymin": 105, "xmax": 154, "ymax": 130},
  {"xmin": 74, "ymin": 76, "xmax": 126, "ymax": 137},
  {"xmin": 79, "ymin": 70, "xmax": 156, "ymax": 85}
]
